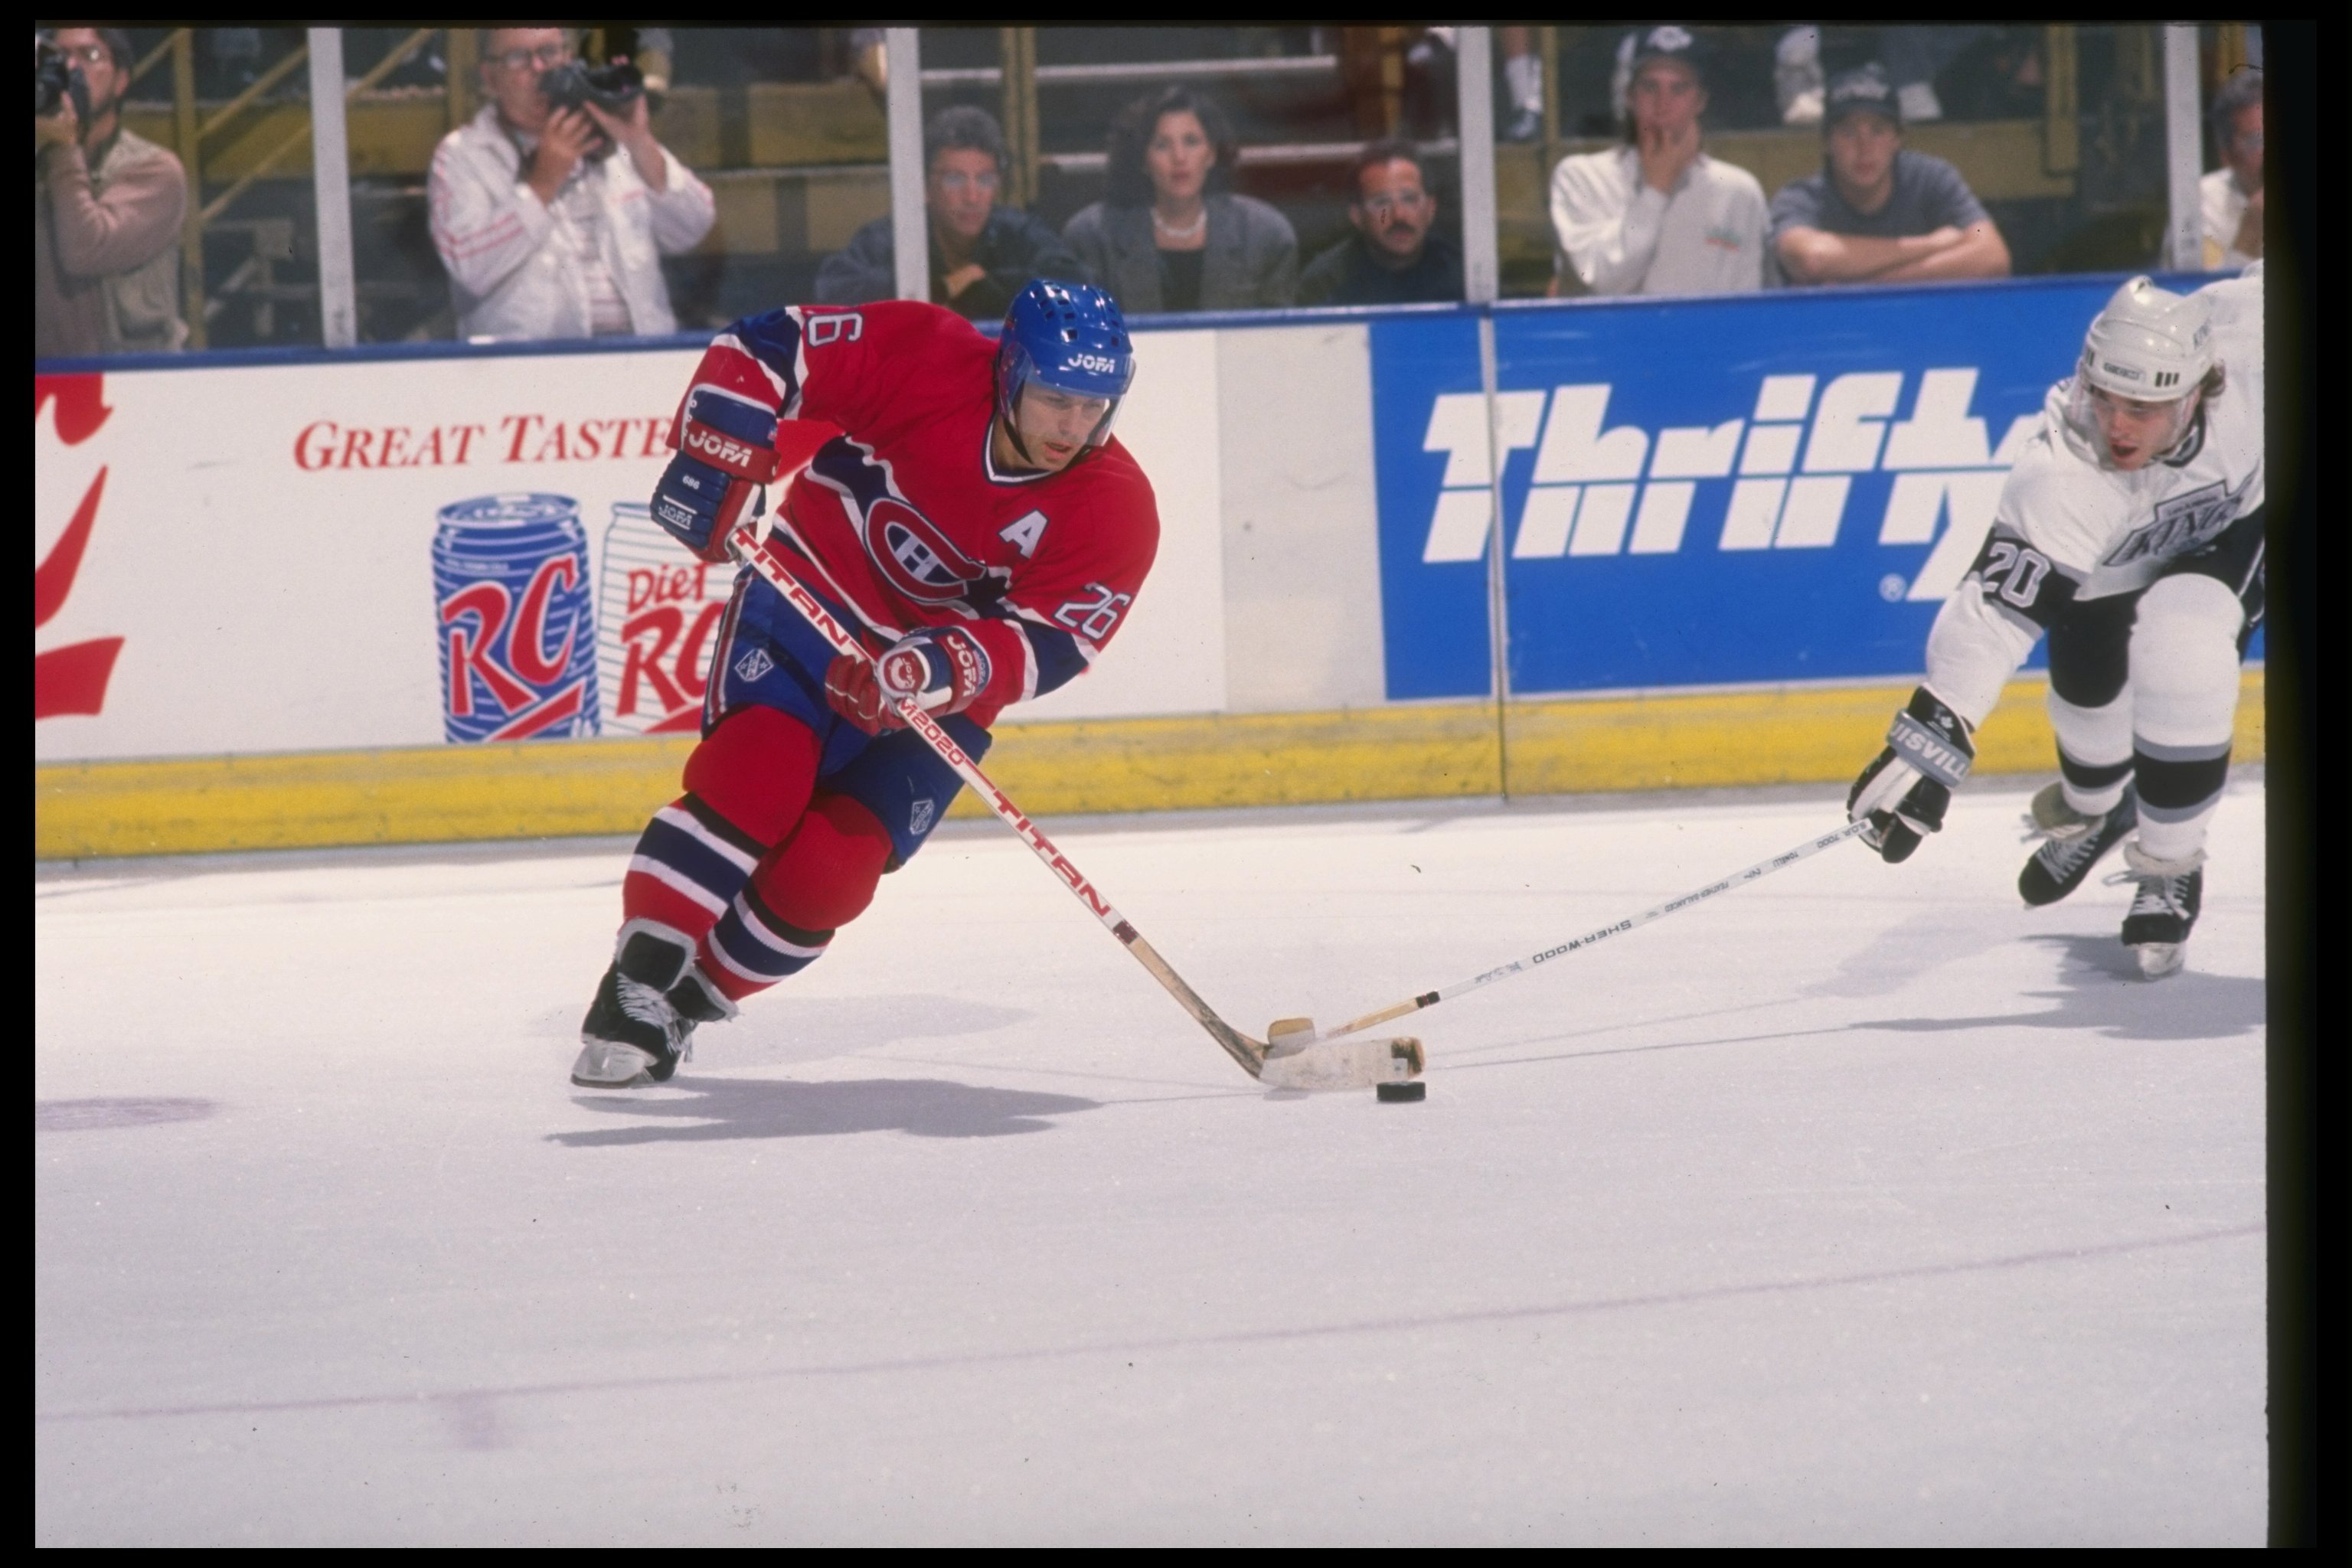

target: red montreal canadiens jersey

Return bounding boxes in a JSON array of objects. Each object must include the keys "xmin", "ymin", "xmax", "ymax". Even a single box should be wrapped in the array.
[{"xmin": 675, "ymin": 301, "xmax": 1158, "ymax": 727}]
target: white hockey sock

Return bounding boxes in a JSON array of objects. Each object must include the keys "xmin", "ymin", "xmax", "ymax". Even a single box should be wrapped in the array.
[
  {"xmin": 2128, "ymin": 574, "xmax": 2243, "ymax": 863},
  {"xmin": 2047, "ymin": 690, "xmax": 2134, "ymax": 817}
]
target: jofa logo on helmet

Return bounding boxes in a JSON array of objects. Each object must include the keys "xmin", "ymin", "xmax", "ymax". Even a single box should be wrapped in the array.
[
  {"xmin": 2099, "ymin": 358, "xmax": 2145, "ymax": 384},
  {"xmin": 1069, "ymin": 354, "xmax": 1121, "ymax": 375}
]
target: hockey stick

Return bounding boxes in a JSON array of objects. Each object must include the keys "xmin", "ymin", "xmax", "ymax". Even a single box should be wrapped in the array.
[
  {"xmin": 1283, "ymin": 818, "xmax": 1874, "ymax": 1046},
  {"xmin": 727, "ymin": 522, "xmax": 1421, "ymax": 1092}
]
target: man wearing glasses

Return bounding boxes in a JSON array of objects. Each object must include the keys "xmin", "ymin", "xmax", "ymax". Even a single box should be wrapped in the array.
[
  {"xmin": 429, "ymin": 26, "xmax": 714, "ymax": 341},
  {"xmin": 815, "ymin": 105, "xmax": 1087, "ymax": 320},
  {"xmin": 34, "ymin": 26, "xmax": 190, "ymax": 358},
  {"xmin": 1298, "ymin": 139, "xmax": 1463, "ymax": 307}
]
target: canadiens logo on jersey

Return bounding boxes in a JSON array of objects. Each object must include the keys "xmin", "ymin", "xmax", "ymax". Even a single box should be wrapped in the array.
[{"xmin": 871, "ymin": 498, "xmax": 987, "ymax": 604}]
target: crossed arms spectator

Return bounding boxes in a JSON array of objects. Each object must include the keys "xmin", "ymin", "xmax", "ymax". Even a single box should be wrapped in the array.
[{"xmin": 1771, "ymin": 64, "xmax": 2008, "ymax": 286}]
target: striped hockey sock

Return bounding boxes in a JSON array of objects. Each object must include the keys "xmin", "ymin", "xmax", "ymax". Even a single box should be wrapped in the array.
[
  {"xmin": 697, "ymin": 883, "xmax": 835, "ymax": 1004},
  {"xmin": 619, "ymin": 794, "xmax": 767, "ymax": 956}
]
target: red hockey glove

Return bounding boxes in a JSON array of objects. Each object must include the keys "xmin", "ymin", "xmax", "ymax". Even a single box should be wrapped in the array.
[{"xmin": 824, "ymin": 627, "xmax": 993, "ymax": 736}]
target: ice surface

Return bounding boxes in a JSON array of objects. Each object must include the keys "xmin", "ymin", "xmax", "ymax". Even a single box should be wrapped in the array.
[{"xmin": 35, "ymin": 779, "xmax": 2267, "ymax": 1545}]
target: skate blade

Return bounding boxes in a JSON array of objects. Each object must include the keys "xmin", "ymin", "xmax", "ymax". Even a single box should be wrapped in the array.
[
  {"xmin": 2131, "ymin": 942, "xmax": 2185, "ymax": 979},
  {"xmin": 571, "ymin": 1039, "xmax": 658, "ymax": 1089},
  {"xmin": 1257, "ymin": 1035, "xmax": 1422, "ymax": 1091}
]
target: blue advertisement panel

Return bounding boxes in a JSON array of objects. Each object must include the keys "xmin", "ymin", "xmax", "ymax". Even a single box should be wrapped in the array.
[{"xmin": 1370, "ymin": 276, "xmax": 2253, "ymax": 699}]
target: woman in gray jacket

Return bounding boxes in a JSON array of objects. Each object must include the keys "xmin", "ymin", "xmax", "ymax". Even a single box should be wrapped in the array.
[{"xmin": 1062, "ymin": 86, "xmax": 1298, "ymax": 315}]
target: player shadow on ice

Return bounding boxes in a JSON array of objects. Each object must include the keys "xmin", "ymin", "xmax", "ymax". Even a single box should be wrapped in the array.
[
  {"xmin": 35, "ymin": 1097, "xmax": 217, "ymax": 1132},
  {"xmin": 550, "ymin": 1076, "xmax": 1099, "ymax": 1146},
  {"xmin": 1804, "ymin": 910, "xmax": 2017, "ymax": 999},
  {"xmin": 528, "ymin": 994, "xmax": 1031, "ymax": 1070},
  {"xmin": 1854, "ymin": 933, "xmax": 2262, "ymax": 1044}
]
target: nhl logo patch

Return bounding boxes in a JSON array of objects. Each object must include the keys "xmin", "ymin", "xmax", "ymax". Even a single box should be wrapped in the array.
[
  {"xmin": 909, "ymin": 797, "xmax": 936, "ymax": 836},
  {"xmin": 733, "ymin": 646, "xmax": 776, "ymax": 683}
]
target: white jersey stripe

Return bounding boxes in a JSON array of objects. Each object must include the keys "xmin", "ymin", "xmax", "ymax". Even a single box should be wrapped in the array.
[{"xmin": 627, "ymin": 855, "xmax": 728, "ymax": 916}]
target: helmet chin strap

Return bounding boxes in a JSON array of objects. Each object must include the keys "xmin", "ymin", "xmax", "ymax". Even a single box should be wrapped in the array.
[{"xmin": 999, "ymin": 407, "xmax": 1036, "ymax": 466}]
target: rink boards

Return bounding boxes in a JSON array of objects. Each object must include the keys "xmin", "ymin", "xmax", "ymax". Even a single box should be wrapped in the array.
[{"xmin": 34, "ymin": 273, "xmax": 2260, "ymax": 857}]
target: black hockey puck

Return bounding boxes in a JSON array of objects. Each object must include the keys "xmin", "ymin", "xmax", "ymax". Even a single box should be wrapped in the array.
[{"xmin": 1376, "ymin": 1080, "xmax": 1426, "ymax": 1103}]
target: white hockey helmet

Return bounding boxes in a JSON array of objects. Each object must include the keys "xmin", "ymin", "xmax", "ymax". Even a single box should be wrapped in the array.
[{"xmin": 2079, "ymin": 276, "xmax": 2214, "ymax": 402}]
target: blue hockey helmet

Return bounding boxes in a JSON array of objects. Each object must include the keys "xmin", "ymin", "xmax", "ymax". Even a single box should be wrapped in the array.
[{"xmin": 995, "ymin": 279, "xmax": 1135, "ymax": 458}]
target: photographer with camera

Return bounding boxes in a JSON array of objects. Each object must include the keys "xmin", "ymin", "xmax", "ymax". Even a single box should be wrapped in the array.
[
  {"xmin": 34, "ymin": 26, "xmax": 190, "ymax": 358},
  {"xmin": 429, "ymin": 26, "xmax": 714, "ymax": 340}
]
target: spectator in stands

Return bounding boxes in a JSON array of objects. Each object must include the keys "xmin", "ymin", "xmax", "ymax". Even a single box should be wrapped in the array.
[
  {"xmin": 1547, "ymin": 26, "xmax": 1767, "ymax": 297},
  {"xmin": 2202, "ymin": 69, "xmax": 2262, "ymax": 270},
  {"xmin": 1298, "ymin": 139, "xmax": 1463, "ymax": 306},
  {"xmin": 34, "ymin": 26, "xmax": 189, "ymax": 357},
  {"xmin": 815, "ymin": 106, "xmax": 1088, "ymax": 318},
  {"xmin": 1063, "ymin": 86, "xmax": 1297, "ymax": 314},
  {"xmin": 1771, "ymin": 65, "xmax": 2009, "ymax": 286},
  {"xmin": 429, "ymin": 26, "xmax": 714, "ymax": 340}
]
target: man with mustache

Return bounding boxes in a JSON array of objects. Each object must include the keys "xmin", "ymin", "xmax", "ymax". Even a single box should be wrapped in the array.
[{"xmin": 1298, "ymin": 139, "xmax": 1464, "ymax": 307}]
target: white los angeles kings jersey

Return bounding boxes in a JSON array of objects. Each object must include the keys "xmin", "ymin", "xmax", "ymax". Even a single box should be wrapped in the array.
[
  {"xmin": 1921, "ymin": 269, "xmax": 2263, "ymax": 727},
  {"xmin": 1994, "ymin": 268, "xmax": 2263, "ymax": 602}
]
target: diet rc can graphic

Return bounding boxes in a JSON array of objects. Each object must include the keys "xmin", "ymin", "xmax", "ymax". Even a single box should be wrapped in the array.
[
  {"xmin": 595, "ymin": 501, "xmax": 734, "ymax": 735},
  {"xmin": 433, "ymin": 493, "xmax": 601, "ymax": 743}
]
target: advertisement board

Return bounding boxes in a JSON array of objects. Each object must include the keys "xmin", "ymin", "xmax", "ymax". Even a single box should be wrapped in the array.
[
  {"xmin": 33, "ymin": 328, "xmax": 1225, "ymax": 763},
  {"xmin": 1370, "ymin": 277, "xmax": 2256, "ymax": 700}
]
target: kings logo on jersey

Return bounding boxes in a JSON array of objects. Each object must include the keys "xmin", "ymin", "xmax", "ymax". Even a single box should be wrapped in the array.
[{"xmin": 2103, "ymin": 477, "xmax": 2247, "ymax": 568}]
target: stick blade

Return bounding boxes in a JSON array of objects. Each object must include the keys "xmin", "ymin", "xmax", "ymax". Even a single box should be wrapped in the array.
[{"xmin": 1256, "ymin": 1035, "xmax": 1423, "ymax": 1091}]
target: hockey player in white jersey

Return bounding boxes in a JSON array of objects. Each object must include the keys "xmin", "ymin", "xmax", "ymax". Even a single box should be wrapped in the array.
[{"xmin": 1847, "ymin": 266, "xmax": 2264, "ymax": 976}]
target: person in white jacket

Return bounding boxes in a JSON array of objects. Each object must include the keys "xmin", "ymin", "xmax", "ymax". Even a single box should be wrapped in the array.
[
  {"xmin": 1547, "ymin": 25, "xmax": 1766, "ymax": 298},
  {"xmin": 430, "ymin": 27, "xmax": 715, "ymax": 341}
]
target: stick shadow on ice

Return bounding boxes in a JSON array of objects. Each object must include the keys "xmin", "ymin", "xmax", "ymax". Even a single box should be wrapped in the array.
[{"xmin": 551, "ymin": 1077, "xmax": 1100, "ymax": 1145}]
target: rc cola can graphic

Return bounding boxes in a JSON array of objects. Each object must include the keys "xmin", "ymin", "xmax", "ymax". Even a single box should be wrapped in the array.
[
  {"xmin": 432, "ymin": 493, "xmax": 601, "ymax": 743},
  {"xmin": 596, "ymin": 501, "xmax": 735, "ymax": 735}
]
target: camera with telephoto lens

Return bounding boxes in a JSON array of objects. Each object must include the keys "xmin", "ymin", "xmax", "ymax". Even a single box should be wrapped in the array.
[
  {"xmin": 34, "ymin": 38, "xmax": 93, "ymax": 126},
  {"xmin": 540, "ymin": 59, "xmax": 642, "ymax": 115}
]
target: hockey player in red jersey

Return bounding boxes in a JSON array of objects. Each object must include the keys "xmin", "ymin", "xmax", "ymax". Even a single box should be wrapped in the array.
[{"xmin": 573, "ymin": 280, "xmax": 1157, "ymax": 1087}]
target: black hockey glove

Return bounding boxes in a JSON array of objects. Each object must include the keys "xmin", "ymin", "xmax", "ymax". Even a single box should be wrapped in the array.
[{"xmin": 1847, "ymin": 686, "xmax": 1975, "ymax": 864}]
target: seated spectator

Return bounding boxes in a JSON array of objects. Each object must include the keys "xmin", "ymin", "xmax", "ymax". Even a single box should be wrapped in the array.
[
  {"xmin": 1770, "ymin": 65, "xmax": 2010, "ymax": 286},
  {"xmin": 34, "ymin": 26, "xmax": 189, "ymax": 357},
  {"xmin": 814, "ymin": 106, "xmax": 1088, "ymax": 318},
  {"xmin": 1298, "ymin": 139, "xmax": 1463, "ymax": 306},
  {"xmin": 429, "ymin": 27, "xmax": 714, "ymax": 341},
  {"xmin": 2202, "ymin": 69, "xmax": 2262, "ymax": 270},
  {"xmin": 1548, "ymin": 26, "xmax": 1767, "ymax": 297},
  {"xmin": 1063, "ymin": 86, "xmax": 1297, "ymax": 315}
]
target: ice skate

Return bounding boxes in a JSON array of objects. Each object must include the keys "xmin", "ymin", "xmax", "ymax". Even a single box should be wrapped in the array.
[
  {"xmin": 573, "ymin": 965, "xmax": 693, "ymax": 1087},
  {"xmin": 571, "ymin": 923, "xmax": 726, "ymax": 1088},
  {"xmin": 2018, "ymin": 782, "xmax": 2138, "ymax": 906},
  {"xmin": 2107, "ymin": 841, "xmax": 2204, "ymax": 979}
]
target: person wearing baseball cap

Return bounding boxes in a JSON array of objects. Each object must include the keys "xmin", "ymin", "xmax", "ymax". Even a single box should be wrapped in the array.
[
  {"xmin": 1769, "ymin": 63, "xmax": 2010, "ymax": 286},
  {"xmin": 1547, "ymin": 24, "xmax": 1767, "ymax": 297}
]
